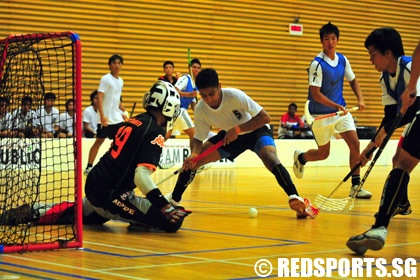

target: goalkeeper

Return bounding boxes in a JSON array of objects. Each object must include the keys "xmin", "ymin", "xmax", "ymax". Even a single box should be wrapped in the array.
[
  {"xmin": 2, "ymin": 81, "xmax": 190, "ymax": 233},
  {"xmin": 0, "ymin": 195, "xmax": 186, "ymax": 233}
]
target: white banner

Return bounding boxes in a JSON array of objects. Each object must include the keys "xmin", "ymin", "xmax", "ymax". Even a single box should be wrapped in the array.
[{"xmin": 0, "ymin": 138, "xmax": 41, "ymax": 169}]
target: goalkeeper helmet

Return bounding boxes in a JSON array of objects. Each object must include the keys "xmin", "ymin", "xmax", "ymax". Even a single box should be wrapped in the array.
[{"xmin": 143, "ymin": 81, "xmax": 181, "ymax": 131}]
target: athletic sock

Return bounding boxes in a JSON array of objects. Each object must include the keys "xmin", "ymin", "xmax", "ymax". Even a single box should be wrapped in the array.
[
  {"xmin": 298, "ymin": 153, "xmax": 306, "ymax": 165},
  {"xmin": 86, "ymin": 163, "xmax": 92, "ymax": 169},
  {"xmin": 172, "ymin": 170, "xmax": 197, "ymax": 202},
  {"xmin": 351, "ymin": 175, "xmax": 360, "ymax": 186},
  {"xmin": 146, "ymin": 188, "xmax": 170, "ymax": 209},
  {"xmin": 271, "ymin": 164, "xmax": 299, "ymax": 196},
  {"xmin": 374, "ymin": 169, "xmax": 409, "ymax": 228}
]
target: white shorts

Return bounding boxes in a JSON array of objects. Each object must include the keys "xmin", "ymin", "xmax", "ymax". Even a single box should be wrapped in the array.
[
  {"xmin": 311, "ymin": 113, "xmax": 356, "ymax": 146},
  {"xmin": 173, "ymin": 108, "xmax": 194, "ymax": 131}
]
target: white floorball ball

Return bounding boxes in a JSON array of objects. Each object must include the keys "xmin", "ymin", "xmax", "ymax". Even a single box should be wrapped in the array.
[{"xmin": 248, "ymin": 207, "xmax": 258, "ymax": 218}]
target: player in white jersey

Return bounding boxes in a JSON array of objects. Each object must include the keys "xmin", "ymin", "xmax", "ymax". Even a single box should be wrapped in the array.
[
  {"xmin": 166, "ymin": 68, "xmax": 319, "ymax": 219},
  {"xmin": 84, "ymin": 54, "xmax": 128, "ymax": 175}
]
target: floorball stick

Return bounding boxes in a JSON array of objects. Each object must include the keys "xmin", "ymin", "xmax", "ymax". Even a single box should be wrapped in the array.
[
  {"xmin": 313, "ymin": 107, "xmax": 359, "ymax": 121},
  {"xmin": 130, "ymin": 102, "xmax": 137, "ymax": 117},
  {"xmin": 156, "ymin": 140, "xmax": 223, "ymax": 186},
  {"xmin": 187, "ymin": 48, "xmax": 196, "ymax": 88},
  {"xmin": 315, "ymin": 112, "xmax": 404, "ymax": 212},
  {"xmin": 304, "ymin": 100, "xmax": 359, "ymax": 126},
  {"xmin": 315, "ymin": 147, "xmax": 376, "ymax": 211},
  {"xmin": 344, "ymin": 112, "xmax": 404, "ymax": 211}
]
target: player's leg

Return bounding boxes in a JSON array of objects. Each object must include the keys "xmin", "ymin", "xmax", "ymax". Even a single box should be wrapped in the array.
[
  {"xmin": 85, "ymin": 137, "xmax": 105, "ymax": 174},
  {"xmin": 391, "ymin": 127, "xmax": 411, "ymax": 213},
  {"xmin": 347, "ymin": 116, "xmax": 420, "ymax": 254},
  {"xmin": 337, "ymin": 114, "xmax": 371, "ymax": 199},
  {"xmin": 256, "ymin": 132, "xmax": 318, "ymax": 219},
  {"xmin": 340, "ymin": 130, "xmax": 371, "ymax": 198},
  {"xmin": 293, "ymin": 119, "xmax": 334, "ymax": 179}
]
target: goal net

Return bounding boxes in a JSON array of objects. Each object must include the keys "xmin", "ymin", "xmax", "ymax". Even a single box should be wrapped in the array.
[{"xmin": 0, "ymin": 32, "xmax": 82, "ymax": 253}]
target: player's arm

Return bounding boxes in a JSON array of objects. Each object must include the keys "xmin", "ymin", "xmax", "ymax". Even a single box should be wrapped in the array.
[
  {"xmin": 224, "ymin": 109, "xmax": 270, "ymax": 145},
  {"xmin": 182, "ymin": 138, "xmax": 203, "ymax": 170},
  {"xmin": 175, "ymin": 87, "xmax": 198, "ymax": 98},
  {"xmin": 175, "ymin": 76, "xmax": 198, "ymax": 97},
  {"xmin": 97, "ymin": 91, "xmax": 108, "ymax": 126}
]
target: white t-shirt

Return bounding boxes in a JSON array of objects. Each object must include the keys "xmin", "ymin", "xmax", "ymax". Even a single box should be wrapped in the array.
[
  {"xmin": 194, "ymin": 88, "xmax": 263, "ymax": 141},
  {"xmin": 98, "ymin": 73, "xmax": 124, "ymax": 124},
  {"xmin": 59, "ymin": 112, "xmax": 74, "ymax": 135},
  {"xmin": 308, "ymin": 52, "xmax": 355, "ymax": 87},
  {"xmin": 83, "ymin": 105, "xmax": 98, "ymax": 134},
  {"xmin": 36, "ymin": 106, "xmax": 59, "ymax": 133}
]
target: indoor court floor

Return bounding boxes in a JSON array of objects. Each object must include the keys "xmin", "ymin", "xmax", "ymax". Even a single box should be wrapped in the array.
[{"xmin": 1, "ymin": 165, "xmax": 419, "ymax": 279}]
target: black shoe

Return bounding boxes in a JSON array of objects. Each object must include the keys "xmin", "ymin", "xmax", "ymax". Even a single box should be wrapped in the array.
[{"xmin": 374, "ymin": 201, "xmax": 412, "ymax": 218}]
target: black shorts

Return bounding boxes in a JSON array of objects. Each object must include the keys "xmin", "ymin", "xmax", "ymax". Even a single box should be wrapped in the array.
[
  {"xmin": 402, "ymin": 113, "xmax": 420, "ymax": 160},
  {"xmin": 207, "ymin": 125, "xmax": 275, "ymax": 161},
  {"xmin": 96, "ymin": 122, "xmax": 124, "ymax": 140}
]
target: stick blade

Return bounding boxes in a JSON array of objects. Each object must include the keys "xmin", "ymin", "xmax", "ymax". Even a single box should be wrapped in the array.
[{"xmin": 315, "ymin": 194, "xmax": 353, "ymax": 212}]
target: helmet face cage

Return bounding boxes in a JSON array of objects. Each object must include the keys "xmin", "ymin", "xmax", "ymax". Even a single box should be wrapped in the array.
[{"xmin": 144, "ymin": 81, "xmax": 180, "ymax": 130}]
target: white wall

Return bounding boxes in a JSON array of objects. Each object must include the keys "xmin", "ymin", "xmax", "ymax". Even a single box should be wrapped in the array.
[{"xmin": 82, "ymin": 138, "xmax": 398, "ymax": 169}]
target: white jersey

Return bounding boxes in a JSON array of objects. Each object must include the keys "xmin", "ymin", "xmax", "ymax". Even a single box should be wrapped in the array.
[
  {"xmin": 98, "ymin": 73, "xmax": 124, "ymax": 124},
  {"xmin": 83, "ymin": 105, "xmax": 98, "ymax": 134},
  {"xmin": 379, "ymin": 57, "xmax": 420, "ymax": 105},
  {"xmin": 308, "ymin": 52, "xmax": 355, "ymax": 87},
  {"xmin": 194, "ymin": 87, "xmax": 263, "ymax": 141},
  {"xmin": 36, "ymin": 106, "xmax": 59, "ymax": 133},
  {"xmin": 59, "ymin": 112, "xmax": 74, "ymax": 135}
]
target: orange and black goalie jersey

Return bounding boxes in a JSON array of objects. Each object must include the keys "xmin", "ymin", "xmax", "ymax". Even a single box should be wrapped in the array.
[{"xmin": 89, "ymin": 112, "xmax": 166, "ymax": 193}]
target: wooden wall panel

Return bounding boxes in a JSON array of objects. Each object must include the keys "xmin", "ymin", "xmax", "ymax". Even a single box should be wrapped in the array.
[{"xmin": 1, "ymin": 0, "xmax": 419, "ymax": 138}]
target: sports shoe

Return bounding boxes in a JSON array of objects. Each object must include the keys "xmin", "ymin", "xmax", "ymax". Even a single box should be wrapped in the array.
[
  {"xmin": 293, "ymin": 150, "xmax": 304, "ymax": 179},
  {"xmin": 349, "ymin": 185, "xmax": 372, "ymax": 199},
  {"xmin": 288, "ymin": 195, "xmax": 319, "ymax": 219},
  {"xmin": 346, "ymin": 226, "xmax": 388, "ymax": 255},
  {"xmin": 84, "ymin": 166, "xmax": 92, "ymax": 176},
  {"xmin": 394, "ymin": 202, "xmax": 412, "ymax": 216},
  {"xmin": 165, "ymin": 193, "xmax": 180, "ymax": 207},
  {"xmin": 158, "ymin": 161, "xmax": 175, "ymax": 169},
  {"xmin": 374, "ymin": 201, "xmax": 412, "ymax": 218}
]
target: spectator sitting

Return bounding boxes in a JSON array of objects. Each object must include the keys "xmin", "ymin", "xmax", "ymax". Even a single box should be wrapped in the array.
[
  {"xmin": 58, "ymin": 99, "xmax": 74, "ymax": 138},
  {"xmin": 277, "ymin": 103, "xmax": 305, "ymax": 139},
  {"xmin": 11, "ymin": 96, "xmax": 40, "ymax": 138},
  {"xmin": 36, "ymin": 92, "xmax": 60, "ymax": 138}
]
